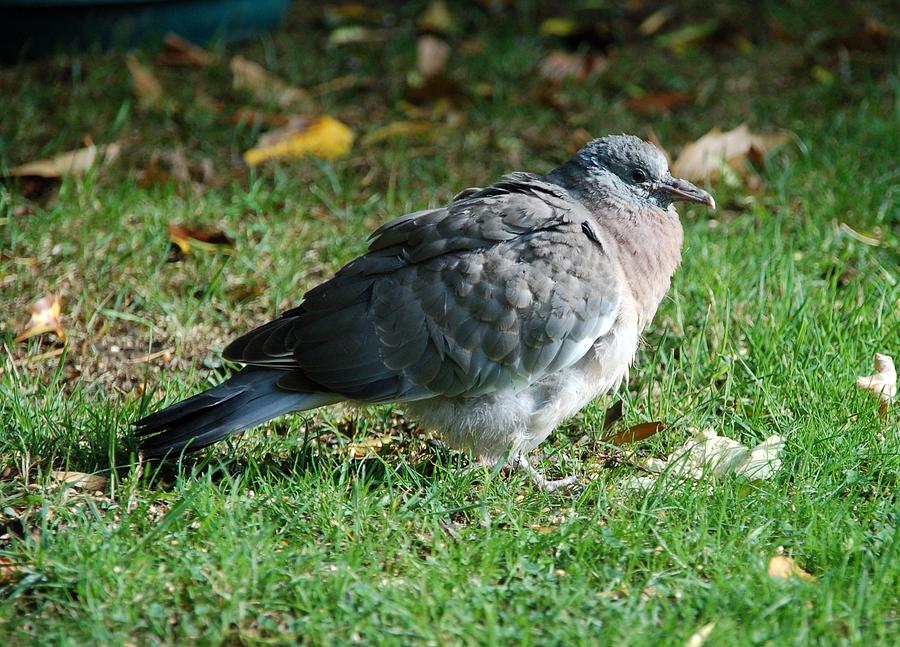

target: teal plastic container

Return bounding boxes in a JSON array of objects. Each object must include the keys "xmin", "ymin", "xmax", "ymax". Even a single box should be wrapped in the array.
[{"xmin": 0, "ymin": 0, "xmax": 290, "ymax": 61}]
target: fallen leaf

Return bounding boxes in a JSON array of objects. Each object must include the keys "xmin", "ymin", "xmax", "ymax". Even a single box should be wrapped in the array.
[
  {"xmin": 419, "ymin": 0, "xmax": 454, "ymax": 34},
  {"xmin": 839, "ymin": 223, "xmax": 881, "ymax": 246},
  {"xmin": 656, "ymin": 21, "xmax": 719, "ymax": 53},
  {"xmin": 361, "ymin": 121, "xmax": 437, "ymax": 146},
  {"xmin": 767, "ymin": 555, "xmax": 816, "ymax": 582},
  {"xmin": 156, "ymin": 33, "xmax": 212, "ymax": 67},
  {"xmin": 538, "ymin": 50, "xmax": 608, "ymax": 83},
  {"xmin": 672, "ymin": 124, "xmax": 789, "ymax": 183},
  {"xmin": 14, "ymin": 293, "xmax": 66, "ymax": 343},
  {"xmin": 8, "ymin": 142, "xmax": 121, "ymax": 178},
  {"xmin": 167, "ymin": 223, "xmax": 235, "ymax": 258},
  {"xmin": 857, "ymin": 352, "xmax": 896, "ymax": 414},
  {"xmin": 328, "ymin": 26, "xmax": 391, "ymax": 46},
  {"xmin": 231, "ymin": 55, "xmax": 314, "ymax": 111},
  {"xmin": 685, "ymin": 623, "xmax": 716, "ymax": 647},
  {"xmin": 125, "ymin": 55, "xmax": 164, "ymax": 107},
  {"xmin": 625, "ymin": 91, "xmax": 692, "ymax": 115},
  {"xmin": 50, "ymin": 470, "xmax": 108, "ymax": 491},
  {"xmin": 0, "ymin": 556, "xmax": 23, "ymax": 584},
  {"xmin": 621, "ymin": 429, "xmax": 784, "ymax": 491},
  {"xmin": 604, "ymin": 421, "xmax": 665, "ymax": 446},
  {"xmin": 417, "ymin": 35, "xmax": 451, "ymax": 79},
  {"xmin": 540, "ymin": 17, "xmax": 578, "ymax": 37},
  {"xmin": 243, "ymin": 116, "xmax": 354, "ymax": 166},
  {"xmin": 639, "ymin": 8, "xmax": 675, "ymax": 36}
]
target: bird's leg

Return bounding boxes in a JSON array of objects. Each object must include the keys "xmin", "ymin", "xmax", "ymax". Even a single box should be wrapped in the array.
[{"xmin": 513, "ymin": 454, "xmax": 576, "ymax": 493}]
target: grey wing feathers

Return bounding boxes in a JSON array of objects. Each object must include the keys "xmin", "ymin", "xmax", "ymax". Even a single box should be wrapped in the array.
[{"xmin": 224, "ymin": 173, "xmax": 621, "ymax": 401}]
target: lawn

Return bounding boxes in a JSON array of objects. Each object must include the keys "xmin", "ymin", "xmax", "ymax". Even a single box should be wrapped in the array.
[{"xmin": 1, "ymin": 1, "xmax": 898, "ymax": 644}]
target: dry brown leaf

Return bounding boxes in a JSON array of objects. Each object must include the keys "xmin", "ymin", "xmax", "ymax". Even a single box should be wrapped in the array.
[
  {"xmin": 0, "ymin": 556, "xmax": 24, "ymax": 584},
  {"xmin": 125, "ymin": 55, "xmax": 164, "ymax": 107},
  {"xmin": 50, "ymin": 470, "xmax": 108, "ymax": 491},
  {"xmin": 243, "ymin": 115, "xmax": 354, "ymax": 166},
  {"xmin": 672, "ymin": 124, "xmax": 789, "ymax": 182},
  {"xmin": 8, "ymin": 142, "xmax": 121, "ymax": 178},
  {"xmin": 231, "ymin": 55, "xmax": 314, "ymax": 111},
  {"xmin": 856, "ymin": 352, "xmax": 896, "ymax": 414},
  {"xmin": 685, "ymin": 623, "xmax": 716, "ymax": 647},
  {"xmin": 14, "ymin": 293, "xmax": 66, "ymax": 343},
  {"xmin": 167, "ymin": 223, "xmax": 234, "ymax": 257},
  {"xmin": 603, "ymin": 421, "xmax": 665, "ymax": 446},
  {"xmin": 625, "ymin": 91, "xmax": 692, "ymax": 115},
  {"xmin": 417, "ymin": 35, "xmax": 451, "ymax": 79},
  {"xmin": 767, "ymin": 555, "xmax": 816, "ymax": 582},
  {"xmin": 361, "ymin": 121, "xmax": 437, "ymax": 146},
  {"xmin": 156, "ymin": 33, "xmax": 211, "ymax": 67},
  {"xmin": 538, "ymin": 50, "xmax": 608, "ymax": 83}
]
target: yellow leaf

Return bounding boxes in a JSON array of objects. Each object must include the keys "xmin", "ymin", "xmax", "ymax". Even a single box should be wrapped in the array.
[
  {"xmin": 857, "ymin": 352, "xmax": 896, "ymax": 414},
  {"xmin": 126, "ymin": 55, "xmax": 164, "ymax": 107},
  {"xmin": 767, "ymin": 555, "xmax": 816, "ymax": 582},
  {"xmin": 14, "ymin": 293, "xmax": 66, "ymax": 343},
  {"xmin": 540, "ymin": 17, "xmax": 578, "ymax": 37},
  {"xmin": 243, "ymin": 116, "xmax": 354, "ymax": 166},
  {"xmin": 8, "ymin": 142, "xmax": 121, "ymax": 178},
  {"xmin": 419, "ymin": 0, "xmax": 454, "ymax": 34}
]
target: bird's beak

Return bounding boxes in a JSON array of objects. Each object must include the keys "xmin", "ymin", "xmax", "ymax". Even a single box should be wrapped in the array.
[{"xmin": 657, "ymin": 176, "xmax": 716, "ymax": 210}]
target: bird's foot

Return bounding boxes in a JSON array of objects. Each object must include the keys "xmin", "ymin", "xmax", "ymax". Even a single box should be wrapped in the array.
[{"xmin": 514, "ymin": 454, "xmax": 576, "ymax": 493}]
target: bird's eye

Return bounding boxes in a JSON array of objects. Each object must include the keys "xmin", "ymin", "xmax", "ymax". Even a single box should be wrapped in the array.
[{"xmin": 631, "ymin": 169, "xmax": 648, "ymax": 183}]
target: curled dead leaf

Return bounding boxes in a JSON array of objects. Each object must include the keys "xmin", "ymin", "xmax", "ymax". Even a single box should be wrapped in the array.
[
  {"xmin": 767, "ymin": 555, "xmax": 816, "ymax": 582},
  {"xmin": 243, "ymin": 116, "xmax": 354, "ymax": 166},
  {"xmin": 156, "ymin": 33, "xmax": 211, "ymax": 67},
  {"xmin": 14, "ymin": 293, "xmax": 66, "ymax": 343},
  {"xmin": 50, "ymin": 470, "xmax": 108, "ymax": 492},
  {"xmin": 231, "ymin": 55, "xmax": 314, "ymax": 112},
  {"xmin": 856, "ymin": 352, "xmax": 896, "ymax": 414},
  {"xmin": 672, "ymin": 124, "xmax": 789, "ymax": 183},
  {"xmin": 8, "ymin": 142, "xmax": 121, "ymax": 178},
  {"xmin": 126, "ymin": 56, "xmax": 164, "ymax": 108},
  {"xmin": 603, "ymin": 421, "xmax": 665, "ymax": 446},
  {"xmin": 167, "ymin": 223, "xmax": 234, "ymax": 258}
]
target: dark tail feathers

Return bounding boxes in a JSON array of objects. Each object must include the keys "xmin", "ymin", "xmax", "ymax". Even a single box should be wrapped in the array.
[{"xmin": 135, "ymin": 368, "xmax": 336, "ymax": 458}]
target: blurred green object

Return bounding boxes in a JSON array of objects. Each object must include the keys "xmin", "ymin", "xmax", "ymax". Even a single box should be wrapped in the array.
[{"xmin": 0, "ymin": 0, "xmax": 291, "ymax": 61}]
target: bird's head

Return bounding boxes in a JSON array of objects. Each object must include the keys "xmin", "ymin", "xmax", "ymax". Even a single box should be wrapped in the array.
[{"xmin": 557, "ymin": 134, "xmax": 715, "ymax": 211}]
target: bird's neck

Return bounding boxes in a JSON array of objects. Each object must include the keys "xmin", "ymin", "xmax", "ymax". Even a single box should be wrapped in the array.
[
  {"xmin": 603, "ymin": 200, "xmax": 683, "ymax": 330},
  {"xmin": 547, "ymin": 165, "xmax": 684, "ymax": 329}
]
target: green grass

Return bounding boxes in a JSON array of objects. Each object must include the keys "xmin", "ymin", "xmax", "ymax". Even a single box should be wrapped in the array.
[{"xmin": 1, "ymin": 1, "xmax": 898, "ymax": 644}]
